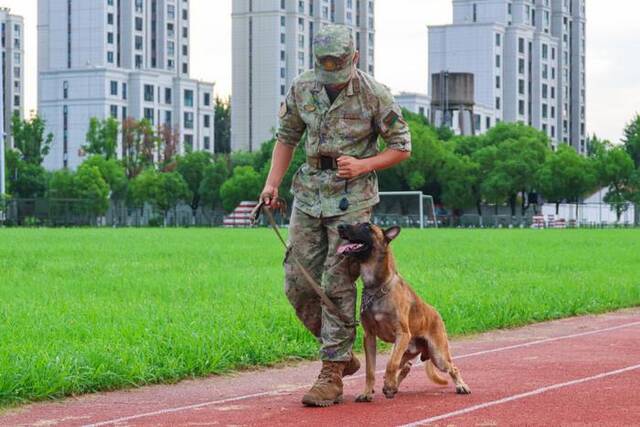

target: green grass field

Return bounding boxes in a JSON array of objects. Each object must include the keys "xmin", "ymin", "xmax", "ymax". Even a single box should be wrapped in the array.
[{"xmin": 1, "ymin": 228, "xmax": 640, "ymax": 407}]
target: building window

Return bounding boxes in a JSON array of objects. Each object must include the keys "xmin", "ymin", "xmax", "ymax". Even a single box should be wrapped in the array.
[
  {"xmin": 107, "ymin": 13, "xmax": 114, "ymax": 25},
  {"xmin": 165, "ymin": 111, "xmax": 172, "ymax": 126},
  {"xmin": 184, "ymin": 135, "xmax": 193, "ymax": 153},
  {"xmin": 280, "ymin": 85, "xmax": 286, "ymax": 96},
  {"xmin": 107, "ymin": 51, "xmax": 114, "ymax": 63},
  {"xmin": 518, "ymin": 100, "xmax": 525, "ymax": 115},
  {"xmin": 168, "ymin": 5, "xmax": 175, "ymax": 19},
  {"xmin": 518, "ymin": 38, "xmax": 525, "ymax": 54},
  {"xmin": 203, "ymin": 92, "xmax": 211, "ymax": 106},
  {"xmin": 496, "ymin": 97, "xmax": 501, "ymax": 110},
  {"xmin": 542, "ymin": 104, "xmax": 548, "ymax": 118},
  {"xmin": 495, "ymin": 54, "xmax": 501, "ymax": 68},
  {"xmin": 182, "ymin": 63, "xmax": 188, "ymax": 73},
  {"xmin": 107, "ymin": 32, "xmax": 114, "ymax": 44},
  {"xmin": 496, "ymin": 75, "xmax": 501, "ymax": 89},
  {"xmin": 495, "ymin": 33, "xmax": 501, "ymax": 47},
  {"xmin": 204, "ymin": 136, "xmax": 211, "ymax": 150},
  {"xmin": 135, "ymin": 55, "xmax": 143, "ymax": 68},
  {"xmin": 204, "ymin": 114, "xmax": 211, "ymax": 128},
  {"xmin": 184, "ymin": 89, "xmax": 194, "ymax": 107},
  {"xmin": 135, "ymin": 35, "xmax": 143, "ymax": 50},
  {"xmin": 184, "ymin": 112, "xmax": 194, "ymax": 129},
  {"xmin": 144, "ymin": 108, "xmax": 154, "ymax": 124},
  {"xmin": 518, "ymin": 58, "xmax": 525, "ymax": 74},
  {"xmin": 135, "ymin": 17, "xmax": 143, "ymax": 31},
  {"xmin": 472, "ymin": 3, "xmax": 477, "ymax": 22},
  {"xmin": 519, "ymin": 79, "xmax": 525, "ymax": 94},
  {"xmin": 110, "ymin": 105, "xmax": 118, "ymax": 118},
  {"xmin": 63, "ymin": 81, "xmax": 69, "ymax": 99},
  {"xmin": 165, "ymin": 88, "xmax": 172, "ymax": 104},
  {"xmin": 122, "ymin": 83, "xmax": 127, "ymax": 100},
  {"xmin": 110, "ymin": 80, "xmax": 118, "ymax": 96},
  {"xmin": 542, "ymin": 84, "xmax": 548, "ymax": 99},
  {"xmin": 144, "ymin": 84, "xmax": 155, "ymax": 102}
]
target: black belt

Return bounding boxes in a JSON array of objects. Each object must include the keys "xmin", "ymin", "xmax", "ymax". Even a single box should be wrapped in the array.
[{"xmin": 307, "ymin": 156, "xmax": 338, "ymax": 170}]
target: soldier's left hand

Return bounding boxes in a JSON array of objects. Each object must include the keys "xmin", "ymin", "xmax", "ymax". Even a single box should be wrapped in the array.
[{"xmin": 337, "ymin": 156, "xmax": 370, "ymax": 179}]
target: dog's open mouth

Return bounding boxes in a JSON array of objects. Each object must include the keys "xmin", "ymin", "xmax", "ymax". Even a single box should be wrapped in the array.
[{"xmin": 337, "ymin": 241, "xmax": 369, "ymax": 255}]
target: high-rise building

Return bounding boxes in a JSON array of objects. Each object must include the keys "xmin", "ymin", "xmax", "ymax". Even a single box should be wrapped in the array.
[
  {"xmin": 38, "ymin": 0, "xmax": 215, "ymax": 170},
  {"xmin": 429, "ymin": 0, "xmax": 586, "ymax": 153},
  {"xmin": 1, "ymin": 7, "xmax": 25, "ymax": 148},
  {"xmin": 231, "ymin": 0, "xmax": 376, "ymax": 152}
]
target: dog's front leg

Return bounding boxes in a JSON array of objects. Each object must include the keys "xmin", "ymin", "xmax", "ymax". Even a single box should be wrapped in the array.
[
  {"xmin": 355, "ymin": 332, "xmax": 377, "ymax": 403},
  {"xmin": 383, "ymin": 330, "xmax": 411, "ymax": 399}
]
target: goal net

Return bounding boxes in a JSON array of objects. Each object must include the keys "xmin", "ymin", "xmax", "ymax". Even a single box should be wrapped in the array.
[{"xmin": 374, "ymin": 191, "xmax": 437, "ymax": 229}]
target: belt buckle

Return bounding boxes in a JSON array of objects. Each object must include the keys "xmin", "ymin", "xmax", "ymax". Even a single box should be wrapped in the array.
[{"xmin": 320, "ymin": 156, "xmax": 334, "ymax": 170}]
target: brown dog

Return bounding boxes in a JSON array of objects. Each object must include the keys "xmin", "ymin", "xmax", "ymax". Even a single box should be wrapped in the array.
[{"xmin": 337, "ymin": 223, "xmax": 471, "ymax": 401}]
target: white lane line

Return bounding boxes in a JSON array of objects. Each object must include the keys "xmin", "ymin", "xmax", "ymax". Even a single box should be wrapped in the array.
[
  {"xmin": 84, "ymin": 320, "xmax": 640, "ymax": 427},
  {"xmin": 398, "ymin": 362, "xmax": 640, "ymax": 427}
]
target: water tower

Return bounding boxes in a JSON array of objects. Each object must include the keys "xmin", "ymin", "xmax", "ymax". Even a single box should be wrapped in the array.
[{"xmin": 431, "ymin": 72, "xmax": 475, "ymax": 135}]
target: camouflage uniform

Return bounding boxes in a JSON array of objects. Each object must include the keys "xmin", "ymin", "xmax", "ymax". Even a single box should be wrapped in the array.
[{"xmin": 277, "ymin": 25, "xmax": 411, "ymax": 362}]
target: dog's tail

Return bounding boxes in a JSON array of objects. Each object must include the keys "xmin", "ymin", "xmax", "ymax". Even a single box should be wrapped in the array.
[{"xmin": 425, "ymin": 360, "xmax": 448, "ymax": 385}]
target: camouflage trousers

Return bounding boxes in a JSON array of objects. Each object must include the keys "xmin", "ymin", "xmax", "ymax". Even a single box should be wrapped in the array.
[{"xmin": 284, "ymin": 204, "xmax": 372, "ymax": 362}]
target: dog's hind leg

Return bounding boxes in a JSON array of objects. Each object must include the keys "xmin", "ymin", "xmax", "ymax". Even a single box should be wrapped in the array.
[
  {"xmin": 427, "ymin": 332, "xmax": 471, "ymax": 395},
  {"xmin": 397, "ymin": 350, "xmax": 418, "ymax": 386},
  {"xmin": 355, "ymin": 332, "xmax": 377, "ymax": 403}
]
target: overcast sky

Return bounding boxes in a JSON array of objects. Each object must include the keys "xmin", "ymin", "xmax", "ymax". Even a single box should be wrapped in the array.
[{"xmin": 4, "ymin": 0, "xmax": 639, "ymax": 143}]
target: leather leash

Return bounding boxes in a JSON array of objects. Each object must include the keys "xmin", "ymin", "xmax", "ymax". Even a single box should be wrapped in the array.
[{"xmin": 251, "ymin": 199, "xmax": 357, "ymax": 328}]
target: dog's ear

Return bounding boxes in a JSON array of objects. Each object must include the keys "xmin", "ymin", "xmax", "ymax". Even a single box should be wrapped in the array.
[{"xmin": 384, "ymin": 226, "xmax": 401, "ymax": 242}]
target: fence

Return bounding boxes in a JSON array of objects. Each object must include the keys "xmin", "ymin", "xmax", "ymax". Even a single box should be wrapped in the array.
[{"xmin": 1, "ymin": 198, "xmax": 637, "ymax": 228}]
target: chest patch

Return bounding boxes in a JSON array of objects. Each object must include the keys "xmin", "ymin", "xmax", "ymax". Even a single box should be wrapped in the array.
[{"xmin": 304, "ymin": 104, "xmax": 317, "ymax": 112}]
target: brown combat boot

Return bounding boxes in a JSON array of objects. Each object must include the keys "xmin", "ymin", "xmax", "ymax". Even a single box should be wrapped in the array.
[
  {"xmin": 301, "ymin": 361, "xmax": 345, "ymax": 407},
  {"xmin": 343, "ymin": 352, "xmax": 360, "ymax": 377}
]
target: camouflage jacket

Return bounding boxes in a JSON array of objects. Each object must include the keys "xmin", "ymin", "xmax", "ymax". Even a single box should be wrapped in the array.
[{"xmin": 277, "ymin": 69, "xmax": 412, "ymax": 218}]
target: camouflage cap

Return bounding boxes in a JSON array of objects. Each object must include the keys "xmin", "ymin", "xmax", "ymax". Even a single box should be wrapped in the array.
[{"xmin": 313, "ymin": 24, "xmax": 356, "ymax": 85}]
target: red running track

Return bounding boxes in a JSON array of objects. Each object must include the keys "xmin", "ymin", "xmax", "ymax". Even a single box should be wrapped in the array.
[{"xmin": 2, "ymin": 308, "xmax": 640, "ymax": 426}]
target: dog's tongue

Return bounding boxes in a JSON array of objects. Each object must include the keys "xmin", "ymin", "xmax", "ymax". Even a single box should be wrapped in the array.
[{"xmin": 337, "ymin": 243, "xmax": 364, "ymax": 255}]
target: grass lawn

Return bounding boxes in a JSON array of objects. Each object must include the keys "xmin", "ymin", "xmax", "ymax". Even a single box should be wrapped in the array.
[{"xmin": 1, "ymin": 228, "xmax": 639, "ymax": 406}]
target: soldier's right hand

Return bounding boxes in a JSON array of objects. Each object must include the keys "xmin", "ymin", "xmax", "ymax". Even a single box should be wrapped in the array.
[{"xmin": 260, "ymin": 185, "xmax": 279, "ymax": 207}]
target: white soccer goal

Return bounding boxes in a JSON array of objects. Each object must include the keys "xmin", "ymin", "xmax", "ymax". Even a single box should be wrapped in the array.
[{"xmin": 375, "ymin": 191, "xmax": 438, "ymax": 229}]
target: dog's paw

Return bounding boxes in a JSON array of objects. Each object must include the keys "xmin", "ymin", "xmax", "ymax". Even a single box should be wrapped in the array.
[
  {"xmin": 355, "ymin": 393, "xmax": 373, "ymax": 403},
  {"xmin": 382, "ymin": 384, "xmax": 398, "ymax": 399},
  {"xmin": 456, "ymin": 384, "xmax": 471, "ymax": 395}
]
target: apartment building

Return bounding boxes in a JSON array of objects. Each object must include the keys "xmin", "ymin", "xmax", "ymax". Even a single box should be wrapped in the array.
[
  {"xmin": 231, "ymin": 0, "xmax": 375, "ymax": 152},
  {"xmin": 429, "ymin": 0, "xmax": 586, "ymax": 152},
  {"xmin": 38, "ymin": 0, "xmax": 215, "ymax": 170}
]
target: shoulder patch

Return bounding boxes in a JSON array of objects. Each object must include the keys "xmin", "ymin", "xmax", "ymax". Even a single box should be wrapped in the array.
[
  {"xmin": 383, "ymin": 111, "xmax": 400, "ymax": 128},
  {"xmin": 279, "ymin": 102, "xmax": 288, "ymax": 118}
]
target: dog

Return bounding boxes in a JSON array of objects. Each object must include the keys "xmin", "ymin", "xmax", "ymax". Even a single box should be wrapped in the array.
[{"xmin": 337, "ymin": 223, "xmax": 471, "ymax": 401}]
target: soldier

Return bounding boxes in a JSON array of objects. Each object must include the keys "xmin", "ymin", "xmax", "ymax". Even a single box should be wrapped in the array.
[{"xmin": 260, "ymin": 24, "xmax": 412, "ymax": 407}]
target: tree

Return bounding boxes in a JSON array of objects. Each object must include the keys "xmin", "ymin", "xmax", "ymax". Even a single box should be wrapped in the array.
[
  {"xmin": 256, "ymin": 138, "xmax": 306, "ymax": 203},
  {"xmin": 622, "ymin": 115, "xmax": 640, "ymax": 225},
  {"xmin": 200, "ymin": 157, "xmax": 230, "ymax": 210},
  {"xmin": 81, "ymin": 156, "xmax": 128, "ymax": 201},
  {"xmin": 595, "ymin": 145, "xmax": 636, "ymax": 222},
  {"xmin": 214, "ymin": 96, "xmax": 231, "ymax": 153},
  {"xmin": 176, "ymin": 151, "xmax": 212, "ymax": 220},
  {"xmin": 536, "ymin": 145, "xmax": 597, "ymax": 215},
  {"xmin": 440, "ymin": 151, "xmax": 481, "ymax": 213},
  {"xmin": 220, "ymin": 166, "xmax": 262, "ymax": 212},
  {"xmin": 11, "ymin": 113, "xmax": 53, "ymax": 165},
  {"xmin": 47, "ymin": 169, "xmax": 77, "ymax": 199},
  {"xmin": 84, "ymin": 117, "xmax": 119, "ymax": 160},
  {"xmin": 121, "ymin": 118, "xmax": 156, "ymax": 179},
  {"xmin": 623, "ymin": 114, "xmax": 640, "ymax": 168},
  {"xmin": 481, "ymin": 123, "xmax": 550, "ymax": 216},
  {"xmin": 75, "ymin": 164, "xmax": 110, "ymax": 216},
  {"xmin": 157, "ymin": 124, "xmax": 181, "ymax": 172},
  {"xmin": 154, "ymin": 172, "xmax": 191, "ymax": 223},
  {"xmin": 7, "ymin": 158, "xmax": 47, "ymax": 199},
  {"xmin": 128, "ymin": 169, "xmax": 160, "ymax": 209}
]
